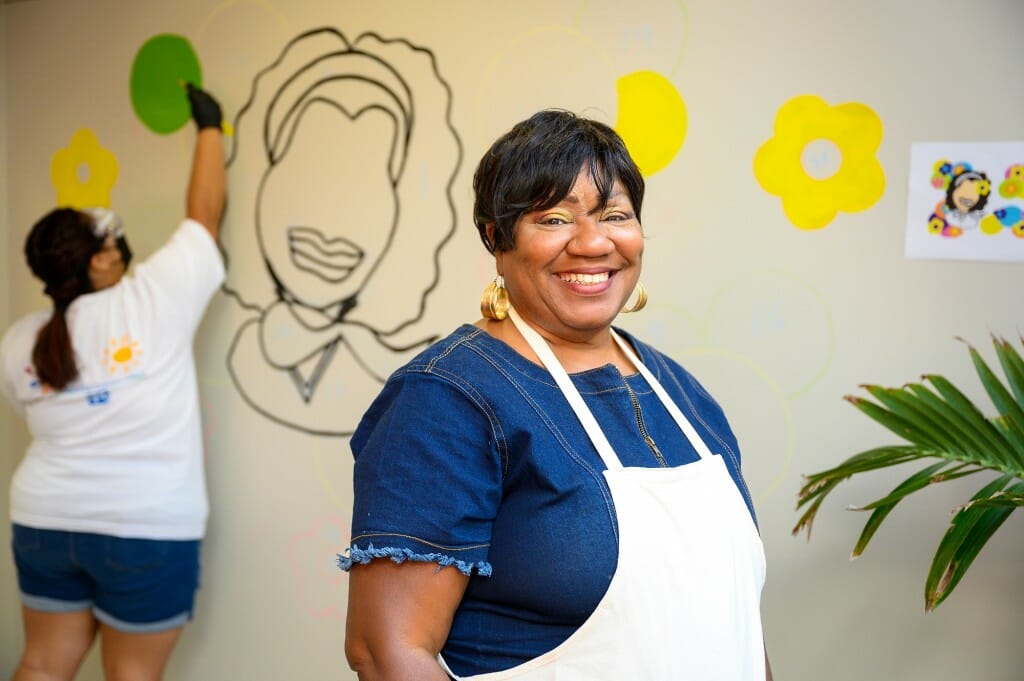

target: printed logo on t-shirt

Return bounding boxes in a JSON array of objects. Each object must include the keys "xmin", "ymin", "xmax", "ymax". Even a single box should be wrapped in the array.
[
  {"xmin": 86, "ymin": 390, "xmax": 110, "ymax": 406},
  {"xmin": 104, "ymin": 335, "xmax": 142, "ymax": 375}
]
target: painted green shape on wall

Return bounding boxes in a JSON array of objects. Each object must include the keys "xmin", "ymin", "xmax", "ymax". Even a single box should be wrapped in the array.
[{"xmin": 130, "ymin": 34, "xmax": 203, "ymax": 134}]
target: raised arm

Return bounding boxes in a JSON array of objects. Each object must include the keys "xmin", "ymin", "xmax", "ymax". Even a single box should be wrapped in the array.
[
  {"xmin": 345, "ymin": 560, "xmax": 469, "ymax": 681},
  {"xmin": 184, "ymin": 84, "xmax": 226, "ymax": 239}
]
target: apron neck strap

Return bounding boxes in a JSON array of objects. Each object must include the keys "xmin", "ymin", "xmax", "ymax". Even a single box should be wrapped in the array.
[
  {"xmin": 507, "ymin": 305, "xmax": 715, "ymax": 468},
  {"xmin": 608, "ymin": 333, "xmax": 714, "ymax": 460},
  {"xmin": 508, "ymin": 306, "xmax": 623, "ymax": 471}
]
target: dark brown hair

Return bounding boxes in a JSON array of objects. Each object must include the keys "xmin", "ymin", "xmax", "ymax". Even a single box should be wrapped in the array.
[
  {"xmin": 24, "ymin": 208, "xmax": 104, "ymax": 390},
  {"xmin": 472, "ymin": 109, "xmax": 645, "ymax": 254}
]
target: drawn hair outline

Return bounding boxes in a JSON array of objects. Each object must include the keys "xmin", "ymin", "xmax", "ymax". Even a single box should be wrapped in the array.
[{"xmin": 222, "ymin": 27, "xmax": 462, "ymax": 337}]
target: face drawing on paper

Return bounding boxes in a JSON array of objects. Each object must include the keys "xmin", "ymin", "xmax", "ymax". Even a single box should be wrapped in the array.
[
  {"xmin": 946, "ymin": 172, "xmax": 989, "ymax": 215},
  {"xmin": 927, "ymin": 160, "xmax": 991, "ymax": 237}
]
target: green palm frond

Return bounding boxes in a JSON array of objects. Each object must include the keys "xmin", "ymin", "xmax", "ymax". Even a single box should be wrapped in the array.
[{"xmin": 794, "ymin": 336, "xmax": 1024, "ymax": 611}]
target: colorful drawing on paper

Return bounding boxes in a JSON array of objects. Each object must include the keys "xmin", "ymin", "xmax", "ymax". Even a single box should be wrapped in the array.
[
  {"xmin": 754, "ymin": 95, "xmax": 885, "ymax": 230},
  {"xmin": 905, "ymin": 142, "xmax": 1024, "ymax": 262},
  {"xmin": 50, "ymin": 129, "xmax": 119, "ymax": 209},
  {"xmin": 221, "ymin": 28, "xmax": 462, "ymax": 436}
]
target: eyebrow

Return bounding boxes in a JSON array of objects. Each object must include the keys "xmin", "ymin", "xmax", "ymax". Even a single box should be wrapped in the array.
[{"xmin": 556, "ymin": 189, "xmax": 629, "ymax": 217}]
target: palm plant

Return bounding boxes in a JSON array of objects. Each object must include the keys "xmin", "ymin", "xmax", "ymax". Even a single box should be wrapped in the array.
[{"xmin": 794, "ymin": 335, "xmax": 1024, "ymax": 611}]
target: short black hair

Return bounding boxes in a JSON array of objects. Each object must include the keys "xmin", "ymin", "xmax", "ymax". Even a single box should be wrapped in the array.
[{"xmin": 472, "ymin": 109, "xmax": 644, "ymax": 253}]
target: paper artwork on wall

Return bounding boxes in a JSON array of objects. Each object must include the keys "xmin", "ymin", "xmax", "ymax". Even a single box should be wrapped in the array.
[
  {"xmin": 754, "ymin": 95, "xmax": 885, "ymax": 230},
  {"xmin": 905, "ymin": 142, "xmax": 1024, "ymax": 262},
  {"xmin": 221, "ymin": 28, "xmax": 462, "ymax": 437}
]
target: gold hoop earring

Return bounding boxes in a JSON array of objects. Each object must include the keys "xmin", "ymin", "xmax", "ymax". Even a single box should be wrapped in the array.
[
  {"xmin": 621, "ymin": 282, "xmax": 647, "ymax": 313},
  {"xmin": 480, "ymin": 275, "xmax": 510, "ymax": 320}
]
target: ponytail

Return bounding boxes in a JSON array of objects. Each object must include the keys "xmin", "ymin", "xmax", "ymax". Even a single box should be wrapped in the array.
[
  {"xmin": 32, "ymin": 308, "xmax": 78, "ymax": 390},
  {"xmin": 24, "ymin": 208, "xmax": 102, "ymax": 391}
]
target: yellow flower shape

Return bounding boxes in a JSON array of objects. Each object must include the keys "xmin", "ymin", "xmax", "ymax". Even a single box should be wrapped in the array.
[
  {"xmin": 754, "ymin": 95, "xmax": 885, "ymax": 230},
  {"xmin": 1000, "ymin": 177, "xmax": 1023, "ymax": 199},
  {"xmin": 50, "ymin": 129, "xmax": 119, "ymax": 208},
  {"xmin": 976, "ymin": 178, "xmax": 991, "ymax": 196}
]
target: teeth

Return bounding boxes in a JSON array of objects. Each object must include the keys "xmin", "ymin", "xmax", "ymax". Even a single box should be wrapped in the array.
[{"xmin": 560, "ymin": 272, "xmax": 609, "ymax": 285}]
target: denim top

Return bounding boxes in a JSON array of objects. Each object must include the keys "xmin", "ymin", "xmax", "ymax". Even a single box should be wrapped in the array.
[{"xmin": 341, "ymin": 324, "xmax": 756, "ymax": 676}]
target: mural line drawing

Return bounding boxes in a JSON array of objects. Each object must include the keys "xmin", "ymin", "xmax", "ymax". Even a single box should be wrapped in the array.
[{"xmin": 221, "ymin": 27, "xmax": 462, "ymax": 436}]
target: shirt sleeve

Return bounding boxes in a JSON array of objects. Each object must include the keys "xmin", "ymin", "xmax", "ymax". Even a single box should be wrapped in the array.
[
  {"xmin": 339, "ymin": 369, "xmax": 503, "ymax": 576},
  {"xmin": 131, "ymin": 219, "xmax": 225, "ymax": 334},
  {"xmin": 0, "ymin": 323, "xmax": 26, "ymax": 418}
]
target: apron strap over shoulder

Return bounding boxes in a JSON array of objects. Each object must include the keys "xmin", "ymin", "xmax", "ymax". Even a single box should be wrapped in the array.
[
  {"xmin": 609, "ymin": 332, "xmax": 713, "ymax": 461},
  {"xmin": 508, "ymin": 306, "xmax": 623, "ymax": 471}
]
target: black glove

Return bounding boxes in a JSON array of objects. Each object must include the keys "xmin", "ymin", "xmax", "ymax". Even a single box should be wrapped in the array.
[{"xmin": 186, "ymin": 82, "xmax": 223, "ymax": 131}]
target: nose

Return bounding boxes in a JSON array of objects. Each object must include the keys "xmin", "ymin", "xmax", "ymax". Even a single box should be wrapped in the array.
[{"xmin": 567, "ymin": 215, "xmax": 614, "ymax": 256}]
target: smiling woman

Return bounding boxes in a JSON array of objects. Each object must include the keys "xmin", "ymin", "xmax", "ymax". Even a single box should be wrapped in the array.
[
  {"xmin": 339, "ymin": 109, "xmax": 772, "ymax": 681},
  {"xmin": 492, "ymin": 163, "xmax": 644, "ymax": 351}
]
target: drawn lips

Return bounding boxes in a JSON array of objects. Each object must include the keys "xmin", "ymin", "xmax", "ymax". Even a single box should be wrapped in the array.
[{"xmin": 287, "ymin": 227, "xmax": 364, "ymax": 283}]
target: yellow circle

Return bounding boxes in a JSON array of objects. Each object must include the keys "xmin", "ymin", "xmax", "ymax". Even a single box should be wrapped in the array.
[{"xmin": 614, "ymin": 71, "xmax": 687, "ymax": 177}]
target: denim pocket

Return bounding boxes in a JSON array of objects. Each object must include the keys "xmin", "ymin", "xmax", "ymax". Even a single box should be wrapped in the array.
[
  {"xmin": 104, "ymin": 536, "xmax": 173, "ymax": 573},
  {"xmin": 11, "ymin": 524, "xmax": 41, "ymax": 552}
]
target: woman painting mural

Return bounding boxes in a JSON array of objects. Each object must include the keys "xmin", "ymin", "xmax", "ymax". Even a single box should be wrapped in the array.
[
  {"xmin": 2, "ymin": 86, "xmax": 225, "ymax": 680},
  {"xmin": 223, "ymin": 28, "xmax": 461, "ymax": 436},
  {"xmin": 341, "ymin": 110, "xmax": 773, "ymax": 679}
]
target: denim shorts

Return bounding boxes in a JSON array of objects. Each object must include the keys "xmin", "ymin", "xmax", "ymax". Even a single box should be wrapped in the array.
[{"xmin": 11, "ymin": 524, "xmax": 201, "ymax": 633}]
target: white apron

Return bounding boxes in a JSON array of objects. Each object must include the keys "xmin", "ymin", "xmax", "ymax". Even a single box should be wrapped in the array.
[{"xmin": 440, "ymin": 307, "xmax": 766, "ymax": 680}]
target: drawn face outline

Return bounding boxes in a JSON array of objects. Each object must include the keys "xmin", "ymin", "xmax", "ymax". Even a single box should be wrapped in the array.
[
  {"xmin": 951, "ymin": 178, "xmax": 982, "ymax": 213},
  {"xmin": 257, "ymin": 101, "xmax": 399, "ymax": 312},
  {"xmin": 223, "ymin": 29, "xmax": 462, "ymax": 337}
]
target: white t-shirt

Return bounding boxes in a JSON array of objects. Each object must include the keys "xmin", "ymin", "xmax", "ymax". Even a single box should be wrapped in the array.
[{"xmin": 1, "ymin": 219, "xmax": 225, "ymax": 540}]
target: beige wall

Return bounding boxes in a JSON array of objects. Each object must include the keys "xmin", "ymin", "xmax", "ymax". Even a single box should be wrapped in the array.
[
  {"xmin": 2, "ymin": 0, "xmax": 1024, "ymax": 679},
  {"xmin": 0, "ymin": 0, "xmax": 20, "ymax": 664}
]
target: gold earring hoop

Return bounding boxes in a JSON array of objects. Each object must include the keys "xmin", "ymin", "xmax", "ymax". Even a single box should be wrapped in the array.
[
  {"xmin": 480, "ymin": 275, "xmax": 510, "ymax": 320},
  {"xmin": 621, "ymin": 282, "xmax": 648, "ymax": 313}
]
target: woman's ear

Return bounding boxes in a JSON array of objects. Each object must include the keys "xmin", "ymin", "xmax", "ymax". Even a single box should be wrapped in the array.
[
  {"xmin": 89, "ymin": 246, "xmax": 116, "ymax": 274},
  {"xmin": 485, "ymin": 223, "xmax": 497, "ymax": 251},
  {"xmin": 87, "ymin": 241, "xmax": 120, "ymax": 290}
]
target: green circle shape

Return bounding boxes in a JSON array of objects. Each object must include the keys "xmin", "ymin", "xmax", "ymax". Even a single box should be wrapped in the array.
[{"xmin": 130, "ymin": 34, "xmax": 202, "ymax": 134}]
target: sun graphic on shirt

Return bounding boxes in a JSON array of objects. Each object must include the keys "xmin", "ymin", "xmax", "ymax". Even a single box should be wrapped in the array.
[{"xmin": 104, "ymin": 336, "xmax": 142, "ymax": 375}]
